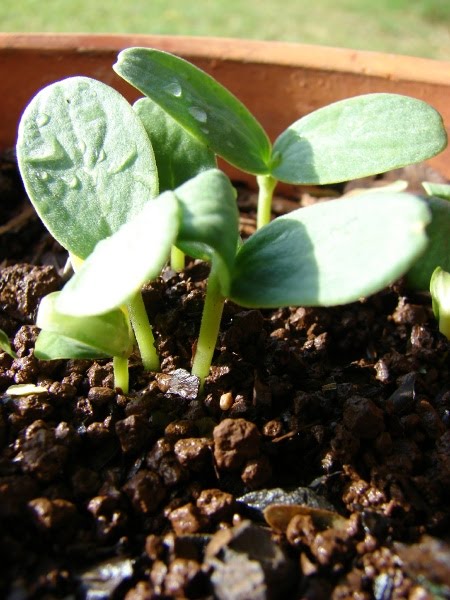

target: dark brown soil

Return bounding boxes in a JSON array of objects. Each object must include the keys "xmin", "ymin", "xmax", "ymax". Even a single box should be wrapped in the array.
[{"xmin": 1, "ymin": 152, "xmax": 449, "ymax": 599}]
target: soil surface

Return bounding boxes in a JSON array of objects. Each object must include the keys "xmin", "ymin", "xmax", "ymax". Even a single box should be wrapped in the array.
[{"xmin": 0, "ymin": 151, "xmax": 449, "ymax": 599}]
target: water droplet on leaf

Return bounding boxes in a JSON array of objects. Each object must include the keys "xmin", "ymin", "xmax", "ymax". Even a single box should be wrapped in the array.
[
  {"xmin": 36, "ymin": 114, "xmax": 50, "ymax": 127},
  {"xmin": 188, "ymin": 106, "xmax": 208, "ymax": 123},
  {"xmin": 108, "ymin": 147, "xmax": 138, "ymax": 174},
  {"xmin": 40, "ymin": 171, "xmax": 50, "ymax": 181},
  {"xmin": 68, "ymin": 175, "xmax": 80, "ymax": 189},
  {"xmin": 97, "ymin": 148, "xmax": 106, "ymax": 163},
  {"xmin": 78, "ymin": 140, "xmax": 87, "ymax": 154},
  {"xmin": 27, "ymin": 137, "xmax": 69, "ymax": 166},
  {"xmin": 165, "ymin": 81, "xmax": 182, "ymax": 97}
]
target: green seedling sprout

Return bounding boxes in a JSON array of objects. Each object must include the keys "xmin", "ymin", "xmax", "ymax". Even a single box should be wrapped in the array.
[
  {"xmin": 15, "ymin": 51, "xmax": 447, "ymax": 392},
  {"xmin": 113, "ymin": 47, "xmax": 447, "ymax": 229},
  {"xmin": 15, "ymin": 76, "xmax": 161, "ymax": 389},
  {"xmin": 16, "ymin": 76, "xmax": 215, "ymax": 389},
  {"xmin": 55, "ymin": 168, "xmax": 431, "ymax": 389}
]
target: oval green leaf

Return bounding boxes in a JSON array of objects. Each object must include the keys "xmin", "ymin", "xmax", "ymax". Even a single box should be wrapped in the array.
[
  {"xmin": 17, "ymin": 76, "xmax": 159, "ymax": 258},
  {"xmin": 36, "ymin": 292, "xmax": 133, "ymax": 358},
  {"xmin": 56, "ymin": 192, "xmax": 180, "ymax": 316},
  {"xmin": 230, "ymin": 191, "xmax": 430, "ymax": 308},
  {"xmin": 272, "ymin": 94, "xmax": 447, "ymax": 184},
  {"xmin": 114, "ymin": 47, "xmax": 271, "ymax": 175},
  {"xmin": 175, "ymin": 170, "xmax": 240, "ymax": 295},
  {"xmin": 134, "ymin": 97, "xmax": 216, "ymax": 192}
]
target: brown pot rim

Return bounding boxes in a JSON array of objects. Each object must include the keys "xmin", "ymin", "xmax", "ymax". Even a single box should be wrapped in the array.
[{"xmin": 2, "ymin": 32, "xmax": 450, "ymax": 86}]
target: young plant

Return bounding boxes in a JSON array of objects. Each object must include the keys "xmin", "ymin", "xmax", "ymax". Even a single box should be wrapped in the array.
[
  {"xmin": 15, "ymin": 51, "xmax": 447, "ymax": 392},
  {"xmin": 55, "ymin": 168, "xmax": 431, "ymax": 388},
  {"xmin": 113, "ymin": 47, "xmax": 447, "ymax": 229},
  {"xmin": 16, "ymin": 76, "xmax": 215, "ymax": 389}
]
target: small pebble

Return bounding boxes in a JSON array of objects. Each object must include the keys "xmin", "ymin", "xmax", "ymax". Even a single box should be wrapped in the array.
[{"xmin": 220, "ymin": 392, "xmax": 234, "ymax": 411}]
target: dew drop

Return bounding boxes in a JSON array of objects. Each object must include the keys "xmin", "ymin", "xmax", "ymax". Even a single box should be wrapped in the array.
[
  {"xmin": 97, "ymin": 148, "xmax": 106, "ymax": 163},
  {"xmin": 78, "ymin": 140, "xmax": 87, "ymax": 154},
  {"xmin": 27, "ymin": 137, "xmax": 68, "ymax": 166},
  {"xmin": 36, "ymin": 113, "xmax": 50, "ymax": 127},
  {"xmin": 165, "ymin": 81, "xmax": 182, "ymax": 97},
  {"xmin": 188, "ymin": 106, "xmax": 208, "ymax": 123},
  {"xmin": 201, "ymin": 127, "xmax": 209, "ymax": 135},
  {"xmin": 68, "ymin": 175, "xmax": 80, "ymax": 189},
  {"xmin": 40, "ymin": 171, "xmax": 50, "ymax": 181},
  {"xmin": 108, "ymin": 147, "xmax": 138, "ymax": 174}
]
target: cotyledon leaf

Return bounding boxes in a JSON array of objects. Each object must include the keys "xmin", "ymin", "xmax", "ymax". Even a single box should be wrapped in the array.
[
  {"xmin": 134, "ymin": 97, "xmax": 216, "ymax": 191},
  {"xmin": 56, "ymin": 192, "xmax": 180, "ymax": 316},
  {"xmin": 114, "ymin": 47, "xmax": 271, "ymax": 175},
  {"xmin": 16, "ymin": 76, "xmax": 159, "ymax": 259},
  {"xmin": 272, "ymin": 94, "xmax": 447, "ymax": 185},
  {"xmin": 230, "ymin": 191, "xmax": 431, "ymax": 308},
  {"xmin": 174, "ymin": 169, "xmax": 240, "ymax": 295},
  {"xmin": 36, "ymin": 292, "xmax": 133, "ymax": 358}
]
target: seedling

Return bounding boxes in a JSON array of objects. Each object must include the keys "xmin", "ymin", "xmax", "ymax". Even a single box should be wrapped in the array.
[
  {"xmin": 15, "ymin": 50, "xmax": 447, "ymax": 391},
  {"xmin": 114, "ymin": 47, "xmax": 447, "ymax": 229},
  {"xmin": 16, "ymin": 76, "xmax": 215, "ymax": 390},
  {"xmin": 55, "ymin": 169, "xmax": 431, "ymax": 387}
]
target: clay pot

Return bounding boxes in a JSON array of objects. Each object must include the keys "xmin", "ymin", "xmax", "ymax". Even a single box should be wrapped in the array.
[{"xmin": 2, "ymin": 32, "xmax": 450, "ymax": 190}]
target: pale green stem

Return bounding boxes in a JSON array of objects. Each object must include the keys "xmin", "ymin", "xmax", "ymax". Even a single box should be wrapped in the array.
[
  {"xmin": 113, "ymin": 355, "xmax": 129, "ymax": 393},
  {"xmin": 127, "ymin": 292, "xmax": 160, "ymax": 372},
  {"xmin": 191, "ymin": 264, "xmax": 225, "ymax": 390},
  {"xmin": 256, "ymin": 174, "xmax": 277, "ymax": 229},
  {"xmin": 170, "ymin": 245, "xmax": 185, "ymax": 272}
]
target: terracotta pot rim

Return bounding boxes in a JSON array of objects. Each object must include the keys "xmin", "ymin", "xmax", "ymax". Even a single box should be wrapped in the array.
[{"xmin": 2, "ymin": 32, "xmax": 450, "ymax": 86}]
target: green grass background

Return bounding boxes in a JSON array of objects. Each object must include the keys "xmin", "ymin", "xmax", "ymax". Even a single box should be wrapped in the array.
[{"xmin": 2, "ymin": 0, "xmax": 450, "ymax": 60}]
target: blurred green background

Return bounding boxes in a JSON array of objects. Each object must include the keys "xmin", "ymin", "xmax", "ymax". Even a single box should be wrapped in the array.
[{"xmin": 2, "ymin": 0, "xmax": 450, "ymax": 60}]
